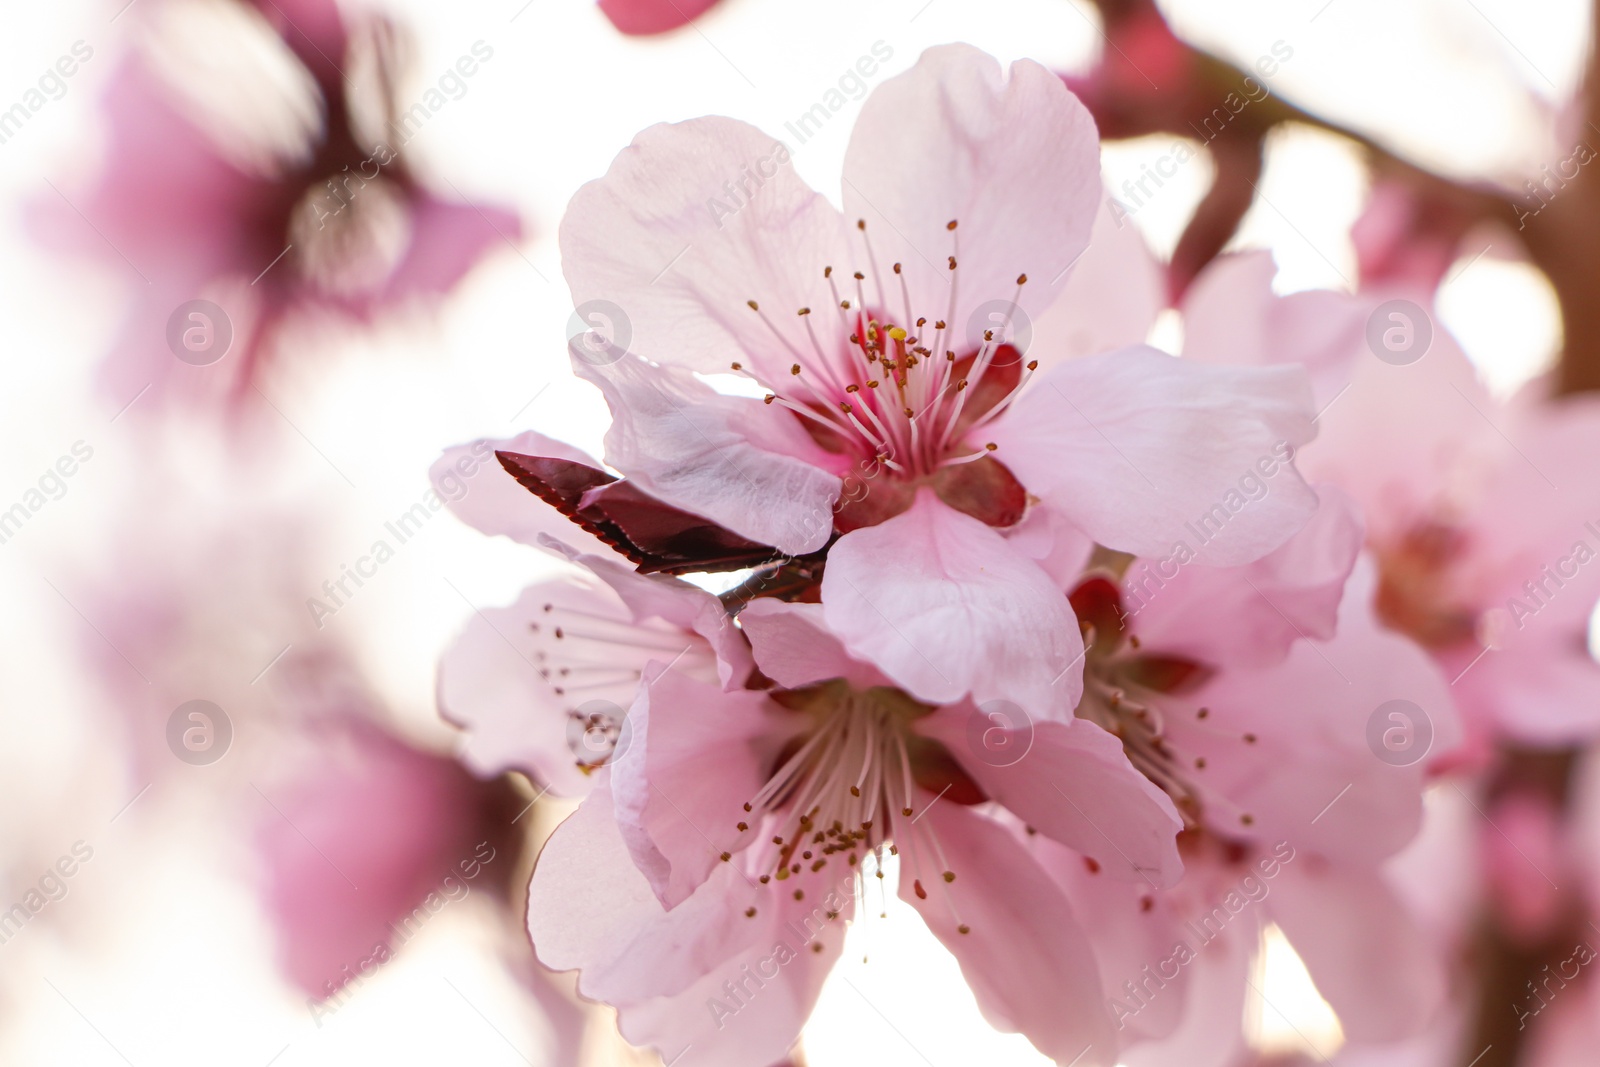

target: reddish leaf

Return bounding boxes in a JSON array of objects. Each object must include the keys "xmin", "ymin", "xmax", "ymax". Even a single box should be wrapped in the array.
[{"xmin": 495, "ymin": 451, "xmax": 785, "ymax": 574}]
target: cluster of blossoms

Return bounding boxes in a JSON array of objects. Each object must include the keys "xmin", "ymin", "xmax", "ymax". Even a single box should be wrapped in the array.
[
  {"xmin": 31, "ymin": 0, "xmax": 1600, "ymax": 1059},
  {"xmin": 419, "ymin": 42, "xmax": 1600, "ymax": 1066}
]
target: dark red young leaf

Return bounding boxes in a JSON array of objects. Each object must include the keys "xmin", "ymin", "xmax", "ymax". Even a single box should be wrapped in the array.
[
  {"xmin": 495, "ymin": 451, "xmax": 785, "ymax": 574},
  {"xmin": 718, "ymin": 561, "xmax": 827, "ymax": 613}
]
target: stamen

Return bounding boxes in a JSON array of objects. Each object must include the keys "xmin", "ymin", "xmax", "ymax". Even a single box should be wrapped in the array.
[
  {"xmin": 553, "ymin": 628, "xmax": 693, "ymax": 653},
  {"xmin": 939, "ymin": 444, "xmax": 998, "ymax": 468},
  {"xmin": 969, "ymin": 359, "xmax": 1039, "ymax": 428},
  {"xmin": 856, "ymin": 219, "xmax": 888, "ymax": 310},
  {"xmin": 894, "ymin": 262, "xmax": 914, "ymax": 334},
  {"xmin": 825, "ymin": 268, "xmax": 851, "ymax": 332},
  {"xmin": 746, "ymin": 299, "xmax": 811, "ymax": 366}
]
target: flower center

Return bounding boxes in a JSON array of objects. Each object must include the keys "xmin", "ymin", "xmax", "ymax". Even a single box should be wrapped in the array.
[
  {"xmin": 1077, "ymin": 646, "xmax": 1207, "ymax": 828},
  {"xmin": 722, "ymin": 680, "xmax": 979, "ymax": 930},
  {"xmin": 288, "ymin": 173, "xmax": 412, "ymax": 296},
  {"xmin": 1070, "ymin": 575, "xmax": 1260, "ymax": 833},
  {"xmin": 730, "ymin": 220, "xmax": 1038, "ymax": 488},
  {"xmin": 1373, "ymin": 520, "xmax": 1479, "ymax": 648},
  {"xmin": 528, "ymin": 597, "xmax": 718, "ymax": 773}
]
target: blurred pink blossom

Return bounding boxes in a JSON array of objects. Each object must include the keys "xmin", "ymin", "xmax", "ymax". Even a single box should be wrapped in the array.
[
  {"xmin": 1051, "ymin": 500, "xmax": 1458, "ymax": 1062},
  {"xmin": 1179, "ymin": 252, "xmax": 1600, "ymax": 748},
  {"xmin": 38, "ymin": 0, "xmax": 521, "ymax": 414},
  {"xmin": 256, "ymin": 713, "xmax": 525, "ymax": 1001}
]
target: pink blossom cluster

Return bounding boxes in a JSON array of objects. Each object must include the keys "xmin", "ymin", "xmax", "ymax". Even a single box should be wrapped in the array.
[
  {"xmin": 34, "ymin": 0, "xmax": 1600, "ymax": 1060},
  {"xmin": 427, "ymin": 42, "xmax": 1600, "ymax": 1066}
]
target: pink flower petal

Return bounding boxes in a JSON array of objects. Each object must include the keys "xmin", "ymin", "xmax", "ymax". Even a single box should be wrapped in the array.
[
  {"xmin": 372, "ymin": 195, "xmax": 522, "ymax": 304},
  {"xmin": 1454, "ymin": 635, "xmax": 1600, "ymax": 745},
  {"xmin": 572, "ymin": 346, "xmax": 841, "ymax": 555},
  {"xmin": 1299, "ymin": 315, "xmax": 1496, "ymax": 549},
  {"xmin": 539, "ymin": 537, "xmax": 752, "ymax": 689},
  {"xmin": 610, "ymin": 666, "xmax": 795, "ymax": 908},
  {"xmin": 1470, "ymin": 394, "xmax": 1600, "ymax": 643},
  {"xmin": 1004, "ymin": 505, "xmax": 1096, "ymax": 590},
  {"xmin": 560, "ymin": 115, "xmax": 851, "ymax": 383},
  {"xmin": 737, "ymin": 598, "xmax": 884, "ymax": 691},
  {"xmin": 430, "ymin": 431, "xmax": 630, "ymax": 563},
  {"xmin": 1163, "ymin": 560, "xmax": 1458, "ymax": 864},
  {"xmin": 597, "ymin": 0, "xmax": 723, "ymax": 35},
  {"xmin": 1032, "ymin": 831, "xmax": 1187, "ymax": 1044},
  {"xmin": 900, "ymin": 801, "xmax": 1115, "ymax": 1064},
  {"xmin": 1267, "ymin": 862, "xmax": 1446, "ymax": 1042},
  {"xmin": 1118, "ymin": 917, "xmax": 1253, "ymax": 1067},
  {"xmin": 1030, "ymin": 191, "xmax": 1165, "ymax": 370},
  {"xmin": 918, "ymin": 712, "xmax": 1184, "ymax": 887},
  {"xmin": 1180, "ymin": 251, "xmax": 1365, "ymax": 412},
  {"xmin": 613, "ymin": 900, "xmax": 847, "ymax": 1067},
  {"xmin": 1128, "ymin": 483, "xmax": 1364, "ymax": 668},
  {"xmin": 257, "ymin": 718, "xmax": 511, "ymax": 1000},
  {"xmin": 437, "ymin": 577, "xmax": 706, "ymax": 793},
  {"xmin": 528, "ymin": 783, "xmax": 844, "ymax": 1009},
  {"xmin": 820, "ymin": 490, "xmax": 1085, "ymax": 717},
  {"xmin": 988, "ymin": 345, "xmax": 1319, "ymax": 566},
  {"xmin": 842, "ymin": 44, "xmax": 1101, "ymax": 346}
]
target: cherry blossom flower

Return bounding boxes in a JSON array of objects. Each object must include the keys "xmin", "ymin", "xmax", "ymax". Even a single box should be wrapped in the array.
[
  {"xmin": 483, "ymin": 573, "xmax": 1183, "ymax": 1067},
  {"xmin": 432, "ymin": 467, "xmax": 1187, "ymax": 1066},
  {"xmin": 556, "ymin": 43, "xmax": 1320, "ymax": 718},
  {"xmin": 1179, "ymin": 252, "xmax": 1600, "ymax": 746},
  {"xmin": 1040, "ymin": 489, "xmax": 1459, "ymax": 1064},
  {"xmin": 436, "ymin": 533, "xmax": 750, "ymax": 794},
  {"xmin": 40, "ymin": 0, "xmax": 520, "ymax": 412}
]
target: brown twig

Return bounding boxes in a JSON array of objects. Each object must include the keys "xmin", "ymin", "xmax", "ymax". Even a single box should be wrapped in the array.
[{"xmin": 1075, "ymin": 0, "xmax": 1600, "ymax": 395}]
